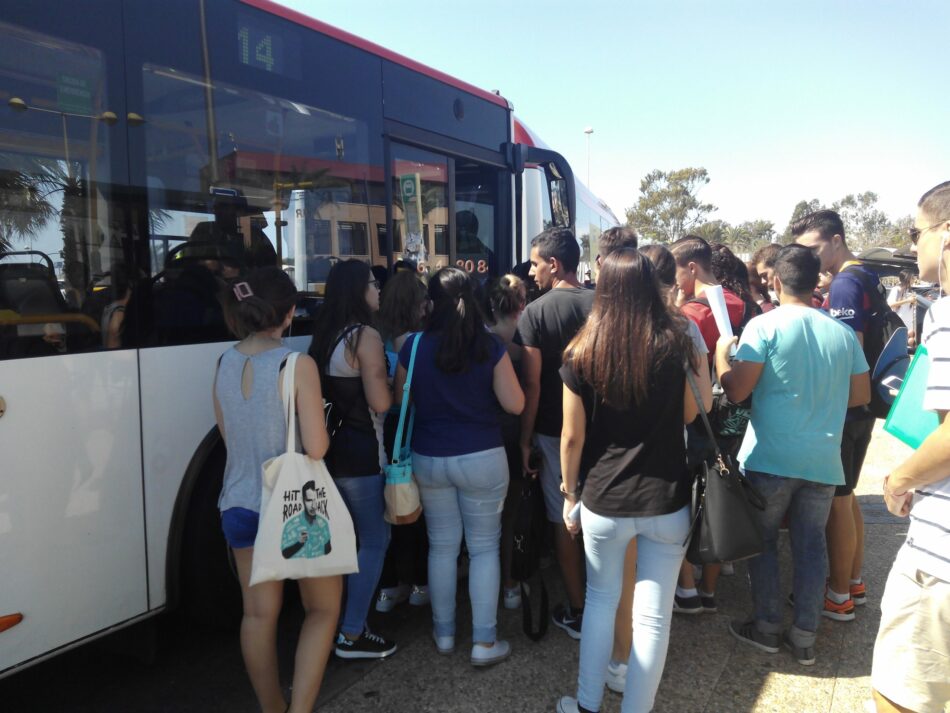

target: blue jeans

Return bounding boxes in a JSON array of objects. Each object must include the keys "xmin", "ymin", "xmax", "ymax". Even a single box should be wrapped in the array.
[
  {"xmin": 745, "ymin": 471, "xmax": 835, "ymax": 646},
  {"xmin": 412, "ymin": 447, "xmax": 508, "ymax": 643},
  {"xmin": 336, "ymin": 474, "xmax": 391, "ymax": 636},
  {"xmin": 577, "ymin": 504, "xmax": 689, "ymax": 713}
]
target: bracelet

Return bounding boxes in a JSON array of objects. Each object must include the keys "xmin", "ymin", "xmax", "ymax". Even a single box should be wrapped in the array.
[{"xmin": 559, "ymin": 482, "xmax": 579, "ymax": 497}]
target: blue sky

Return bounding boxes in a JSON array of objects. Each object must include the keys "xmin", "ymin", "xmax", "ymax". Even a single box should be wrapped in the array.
[{"xmin": 285, "ymin": 0, "xmax": 949, "ymax": 231}]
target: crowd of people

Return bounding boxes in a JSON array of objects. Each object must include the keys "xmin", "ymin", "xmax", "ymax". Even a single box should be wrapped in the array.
[{"xmin": 210, "ymin": 180, "xmax": 950, "ymax": 713}]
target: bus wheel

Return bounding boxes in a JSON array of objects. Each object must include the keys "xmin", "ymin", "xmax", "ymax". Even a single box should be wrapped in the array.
[{"xmin": 180, "ymin": 445, "xmax": 243, "ymax": 629}]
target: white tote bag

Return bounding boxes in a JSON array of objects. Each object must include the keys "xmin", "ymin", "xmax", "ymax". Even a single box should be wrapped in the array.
[{"xmin": 249, "ymin": 352, "xmax": 359, "ymax": 586}]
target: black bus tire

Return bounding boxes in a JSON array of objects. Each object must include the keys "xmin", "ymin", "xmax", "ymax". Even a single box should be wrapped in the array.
[{"xmin": 179, "ymin": 444, "xmax": 243, "ymax": 629}]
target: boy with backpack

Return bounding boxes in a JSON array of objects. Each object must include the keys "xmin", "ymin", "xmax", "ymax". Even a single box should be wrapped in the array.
[
  {"xmin": 794, "ymin": 210, "xmax": 905, "ymax": 621},
  {"xmin": 669, "ymin": 235, "xmax": 760, "ymax": 613}
]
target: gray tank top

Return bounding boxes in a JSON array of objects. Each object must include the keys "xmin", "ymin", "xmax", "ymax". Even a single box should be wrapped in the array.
[{"xmin": 216, "ymin": 345, "xmax": 293, "ymax": 513}]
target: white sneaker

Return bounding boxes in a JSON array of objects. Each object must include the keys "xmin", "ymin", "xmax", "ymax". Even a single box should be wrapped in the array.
[
  {"xmin": 409, "ymin": 584, "xmax": 430, "ymax": 606},
  {"xmin": 721, "ymin": 561, "xmax": 735, "ymax": 576},
  {"xmin": 470, "ymin": 639, "xmax": 510, "ymax": 667},
  {"xmin": 605, "ymin": 660, "xmax": 627, "ymax": 693},
  {"xmin": 503, "ymin": 584, "xmax": 525, "ymax": 610},
  {"xmin": 374, "ymin": 585, "xmax": 409, "ymax": 613},
  {"xmin": 432, "ymin": 632, "xmax": 455, "ymax": 655},
  {"xmin": 556, "ymin": 696, "xmax": 581, "ymax": 713}
]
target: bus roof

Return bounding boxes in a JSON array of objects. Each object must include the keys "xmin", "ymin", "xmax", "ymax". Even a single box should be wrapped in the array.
[{"xmin": 242, "ymin": 0, "xmax": 511, "ymax": 110}]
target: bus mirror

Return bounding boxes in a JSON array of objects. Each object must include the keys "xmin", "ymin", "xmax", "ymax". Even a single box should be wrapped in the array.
[{"xmin": 549, "ymin": 176, "xmax": 570, "ymax": 228}]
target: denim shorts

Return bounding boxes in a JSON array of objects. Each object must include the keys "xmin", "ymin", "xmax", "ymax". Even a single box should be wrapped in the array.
[{"xmin": 221, "ymin": 507, "xmax": 259, "ymax": 549}]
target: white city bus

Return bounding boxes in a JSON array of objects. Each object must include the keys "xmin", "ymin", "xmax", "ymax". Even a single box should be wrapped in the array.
[{"xmin": 0, "ymin": 0, "xmax": 614, "ymax": 677}]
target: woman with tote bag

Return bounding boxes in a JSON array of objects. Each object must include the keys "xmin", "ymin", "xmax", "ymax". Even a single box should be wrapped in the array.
[{"xmin": 214, "ymin": 267, "xmax": 340, "ymax": 713}]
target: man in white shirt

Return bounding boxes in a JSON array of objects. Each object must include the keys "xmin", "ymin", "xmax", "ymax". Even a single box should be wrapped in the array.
[{"xmin": 871, "ymin": 180, "xmax": 950, "ymax": 713}]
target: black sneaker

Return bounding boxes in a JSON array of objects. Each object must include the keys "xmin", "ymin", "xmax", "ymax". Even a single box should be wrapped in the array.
[
  {"xmin": 673, "ymin": 593, "xmax": 703, "ymax": 615},
  {"xmin": 728, "ymin": 619, "xmax": 779, "ymax": 653},
  {"xmin": 334, "ymin": 629, "xmax": 398, "ymax": 659},
  {"xmin": 783, "ymin": 630, "xmax": 816, "ymax": 666},
  {"xmin": 698, "ymin": 591, "xmax": 717, "ymax": 613},
  {"xmin": 552, "ymin": 603, "xmax": 582, "ymax": 640}
]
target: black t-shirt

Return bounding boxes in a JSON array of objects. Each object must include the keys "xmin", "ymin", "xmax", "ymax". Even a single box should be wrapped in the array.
[
  {"xmin": 515, "ymin": 287, "xmax": 594, "ymax": 436},
  {"xmin": 559, "ymin": 357, "xmax": 690, "ymax": 518}
]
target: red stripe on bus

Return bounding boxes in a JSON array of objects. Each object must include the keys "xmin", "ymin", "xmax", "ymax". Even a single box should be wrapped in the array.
[
  {"xmin": 240, "ymin": 0, "xmax": 510, "ymax": 110},
  {"xmin": 513, "ymin": 119, "xmax": 535, "ymax": 147}
]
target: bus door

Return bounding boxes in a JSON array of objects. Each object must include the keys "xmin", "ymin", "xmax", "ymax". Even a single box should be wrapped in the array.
[
  {"xmin": 385, "ymin": 140, "xmax": 512, "ymax": 279},
  {"xmin": 512, "ymin": 144, "xmax": 577, "ymax": 266},
  {"xmin": 0, "ymin": 0, "xmax": 147, "ymax": 676}
]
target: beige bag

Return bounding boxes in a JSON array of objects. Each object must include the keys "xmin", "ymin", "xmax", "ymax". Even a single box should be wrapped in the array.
[
  {"xmin": 249, "ymin": 353, "xmax": 359, "ymax": 586},
  {"xmin": 383, "ymin": 334, "xmax": 422, "ymax": 525}
]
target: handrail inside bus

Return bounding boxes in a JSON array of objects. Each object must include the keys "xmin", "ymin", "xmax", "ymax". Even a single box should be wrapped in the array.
[{"xmin": 0, "ymin": 313, "xmax": 101, "ymax": 332}]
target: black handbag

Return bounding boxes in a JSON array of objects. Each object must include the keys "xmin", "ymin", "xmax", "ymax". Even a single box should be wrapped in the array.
[
  {"xmin": 684, "ymin": 368, "xmax": 767, "ymax": 565},
  {"xmin": 510, "ymin": 478, "xmax": 549, "ymax": 641}
]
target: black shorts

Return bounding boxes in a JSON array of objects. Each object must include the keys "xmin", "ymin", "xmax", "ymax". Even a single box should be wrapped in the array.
[{"xmin": 837, "ymin": 415, "xmax": 875, "ymax": 496}]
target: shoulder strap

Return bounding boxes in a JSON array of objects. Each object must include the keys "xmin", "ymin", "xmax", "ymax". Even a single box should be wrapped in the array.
[
  {"xmin": 391, "ymin": 333, "xmax": 421, "ymax": 462},
  {"xmin": 334, "ymin": 324, "xmax": 363, "ymax": 353},
  {"xmin": 842, "ymin": 264, "xmax": 888, "ymax": 310},
  {"xmin": 686, "ymin": 296, "xmax": 711, "ymax": 309},
  {"xmin": 281, "ymin": 352, "xmax": 300, "ymax": 454},
  {"xmin": 685, "ymin": 364, "xmax": 721, "ymax": 461}
]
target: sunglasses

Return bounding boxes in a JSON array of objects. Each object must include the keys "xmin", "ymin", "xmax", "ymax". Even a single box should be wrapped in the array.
[{"xmin": 907, "ymin": 219, "xmax": 947, "ymax": 245}]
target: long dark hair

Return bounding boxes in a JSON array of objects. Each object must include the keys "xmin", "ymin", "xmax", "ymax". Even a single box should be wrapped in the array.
[
  {"xmin": 710, "ymin": 243, "xmax": 757, "ymax": 309},
  {"xmin": 309, "ymin": 259, "xmax": 375, "ymax": 372},
  {"xmin": 426, "ymin": 267, "xmax": 493, "ymax": 373},
  {"xmin": 565, "ymin": 249, "xmax": 693, "ymax": 409}
]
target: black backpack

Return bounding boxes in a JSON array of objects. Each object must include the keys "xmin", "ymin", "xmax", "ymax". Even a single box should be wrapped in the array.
[
  {"xmin": 840, "ymin": 265, "xmax": 908, "ymax": 418},
  {"xmin": 510, "ymin": 478, "xmax": 549, "ymax": 641}
]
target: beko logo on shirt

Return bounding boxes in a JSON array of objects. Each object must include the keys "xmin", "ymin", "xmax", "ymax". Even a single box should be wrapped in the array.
[{"xmin": 830, "ymin": 307, "xmax": 856, "ymax": 319}]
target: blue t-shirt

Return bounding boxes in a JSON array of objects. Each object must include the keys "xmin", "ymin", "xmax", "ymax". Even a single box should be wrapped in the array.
[
  {"xmin": 399, "ymin": 331, "xmax": 506, "ymax": 457},
  {"xmin": 827, "ymin": 263, "xmax": 881, "ymax": 335},
  {"xmin": 735, "ymin": 305, "xmax": 869, "ymax": 485}
]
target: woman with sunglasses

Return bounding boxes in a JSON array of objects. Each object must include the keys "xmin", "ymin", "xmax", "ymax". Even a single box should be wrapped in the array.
[{"xmin": 310, "ymin": 259, "xmax": 397, "ymax": 659}]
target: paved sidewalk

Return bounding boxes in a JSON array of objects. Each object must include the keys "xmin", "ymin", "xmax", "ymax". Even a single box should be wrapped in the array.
[{"xmin": 317, "ymin": 423, "xmax": 913, "ymax": 713}]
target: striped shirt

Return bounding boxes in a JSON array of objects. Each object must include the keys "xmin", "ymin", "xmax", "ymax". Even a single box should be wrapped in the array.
[{"xmin": 904, "ymin": 296, "xmax": 950, "ymax": 581}]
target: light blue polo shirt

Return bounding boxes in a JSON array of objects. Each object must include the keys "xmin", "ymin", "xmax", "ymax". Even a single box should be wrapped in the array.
[{"xmin": 736, "ymin": 305, "xmax": 869, "ymax": 485}]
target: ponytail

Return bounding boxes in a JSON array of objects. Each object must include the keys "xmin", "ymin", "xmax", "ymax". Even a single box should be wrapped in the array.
[{"xmin": 426, "ymin": 267, "xmax": 492, "ymax": 373}]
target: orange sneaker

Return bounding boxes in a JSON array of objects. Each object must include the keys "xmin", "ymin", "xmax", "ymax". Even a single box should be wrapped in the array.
[
  {"xmin": 849, "ymin": 581, "xmax": 867, "ymax": 606},
  {"xmin": 821, "ymin": 595, "xmax": 856, "ymax": 621}
]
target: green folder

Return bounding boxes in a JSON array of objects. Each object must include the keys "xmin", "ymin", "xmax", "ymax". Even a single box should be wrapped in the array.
[{"xmin": 884, "ymin": 345, "xmax": 940, "ymax": 449}]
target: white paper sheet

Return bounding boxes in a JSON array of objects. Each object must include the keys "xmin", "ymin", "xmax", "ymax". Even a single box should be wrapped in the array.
[{"xmin": 705, "ymin": 285, "xmax": 732, "ymax": 339}]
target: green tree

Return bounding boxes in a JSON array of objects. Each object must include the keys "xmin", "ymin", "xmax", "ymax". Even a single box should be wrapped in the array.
[
  {"xmin": 625, "ymin": 167, "xmax": 716, "ymax": 243},
  {"xmin": 695, "ymin": 219, "xmax": 728, "ymax": 243},
  {"xmin": 781, "ymin": 198, "xmax": 825, "ymax": 241},
  {"xmin": 832, "ymin": 191, "xmax": 891, "ymax": 251},
  {"xmin": 878, "ymin": 214, "xmax": 914, "ymax": 250},
  {"xmin": 723, "ymin": 224, "xmax": 751, "ymax": 249},
  {"xmin": 0, "ymin": 154, "xmax": 60, "ymax": 254}
]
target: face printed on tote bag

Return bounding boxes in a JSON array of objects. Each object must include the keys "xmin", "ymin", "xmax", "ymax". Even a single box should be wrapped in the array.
[{"xmin": 279, "ymin": 480, "xmax": 332, "ymax": 559}]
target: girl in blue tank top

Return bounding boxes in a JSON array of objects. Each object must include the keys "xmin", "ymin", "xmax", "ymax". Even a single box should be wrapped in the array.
[{"xmin": 213, "ymin": 267, "xmax": 339, "ymax": 713}]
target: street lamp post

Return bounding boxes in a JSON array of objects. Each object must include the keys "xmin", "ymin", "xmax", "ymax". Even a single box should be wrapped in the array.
[{"xmin": 583, "ymin": 126, "xmax": 593, "ymax": 189}]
